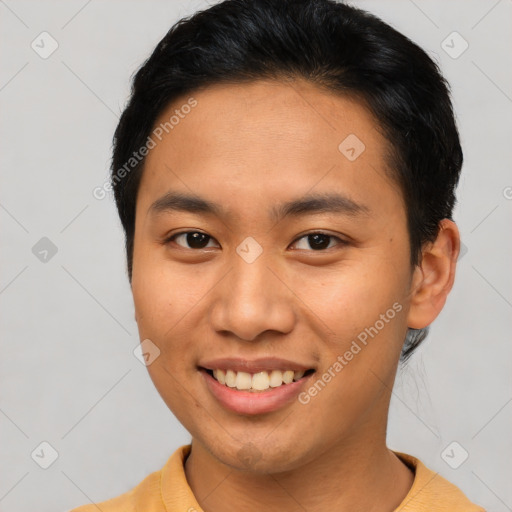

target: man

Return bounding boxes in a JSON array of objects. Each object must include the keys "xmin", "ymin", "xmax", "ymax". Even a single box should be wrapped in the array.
[{"xmin": 73, "ymin": 0, "xmax": 485, "ymax": 510}]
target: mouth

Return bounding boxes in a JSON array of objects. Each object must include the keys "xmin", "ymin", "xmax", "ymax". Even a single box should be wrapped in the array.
[
  {"xmin": 198, "ymin": 365, "xmax": 316, "ymax": 415},
  {"xmin": 201, "ymin": 367, "xmax": 316, "ymax": 392}
]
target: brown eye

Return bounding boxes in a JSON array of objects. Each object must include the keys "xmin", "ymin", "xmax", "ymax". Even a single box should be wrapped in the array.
[
  {"xmin": 170, "ymin": 231, "xmax": 219, "ymax": 249},
  {"xmin": 292, "ymin": 232, "xmax": 344, "ymax": 251}
]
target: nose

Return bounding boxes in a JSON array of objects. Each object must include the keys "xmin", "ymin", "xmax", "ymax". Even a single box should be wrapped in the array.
[{"xmin": 209, "ymin": 256, "xmax": 296, "ymax": 342}]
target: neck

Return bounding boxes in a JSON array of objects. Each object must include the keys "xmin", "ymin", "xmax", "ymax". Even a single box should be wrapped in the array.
[{"xmin": 184, "ymin": 433, "xmax": 414, "ymax": 512}]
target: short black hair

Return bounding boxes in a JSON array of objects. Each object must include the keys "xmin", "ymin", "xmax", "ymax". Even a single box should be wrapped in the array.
[{"xmin": 111, "ymin": 0, "xmax": 463, "ymax": 361}]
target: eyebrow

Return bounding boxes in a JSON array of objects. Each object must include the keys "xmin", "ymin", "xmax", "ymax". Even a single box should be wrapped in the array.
[{"xmin": 148, "ymin": 191, "xmax": 370, "ymax": 222}]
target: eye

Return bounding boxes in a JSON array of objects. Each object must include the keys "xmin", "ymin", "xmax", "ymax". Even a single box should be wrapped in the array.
[
  {"xmin": 167, "ymin": 231, "xmax": 219, "ymax": 250},
  {"xmin": 291, "ymin": 232, "xmax": 345, "ymax": 251}
]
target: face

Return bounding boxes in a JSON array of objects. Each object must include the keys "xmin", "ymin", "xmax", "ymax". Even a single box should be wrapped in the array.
[{"xmin": 131, "ymin": 79, "xmax": 415, "ymax": 472}]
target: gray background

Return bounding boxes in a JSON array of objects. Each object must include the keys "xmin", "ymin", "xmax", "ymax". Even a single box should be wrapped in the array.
[{"xmin": 0, "ymin": 0, "xmax": 511, "ymax": 510}]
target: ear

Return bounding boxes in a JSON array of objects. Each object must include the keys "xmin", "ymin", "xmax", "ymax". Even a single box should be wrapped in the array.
[{"xmin": 407, "ymin": 219, "xmax": 460, "ymax": 329}]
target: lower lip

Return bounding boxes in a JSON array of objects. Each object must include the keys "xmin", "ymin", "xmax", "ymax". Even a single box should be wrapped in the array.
[{"xmin": 200, "ymin": 368, "xmax": 314, "ymax": 415}]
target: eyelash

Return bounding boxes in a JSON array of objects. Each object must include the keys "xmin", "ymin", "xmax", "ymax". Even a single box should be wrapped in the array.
[{"xmin": 165, "ymin": 231, "xmax": 346, "ymax": 252}]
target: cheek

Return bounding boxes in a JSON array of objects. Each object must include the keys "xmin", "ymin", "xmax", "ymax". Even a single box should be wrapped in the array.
[
  {"xmin": 131, "ymin": 256, "xmax": 203, "ymax": 414},
  {"xmin": 132, "ymin": 249, "xmax": 201, "ymax": 335},
  {"xmin": 297, "ymin": 258, "xmax": 408, "ymax": 341},
  {"xmin": 299, "ymin": 295, "xmax": 407, "ymax": 436}
]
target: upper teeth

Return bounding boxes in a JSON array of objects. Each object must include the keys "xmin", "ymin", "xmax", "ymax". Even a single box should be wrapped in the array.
[{"xmin": 212, "ymin": 369, "xmax": 306, "ymax": 391}]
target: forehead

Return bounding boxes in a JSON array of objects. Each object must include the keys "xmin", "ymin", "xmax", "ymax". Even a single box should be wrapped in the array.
[
  {"xmin": 150, "ymin": 78, "xmax": 382, "ymax": 155},
  {"xmin": 137, "ymin": 79, "xmax": 401, "ymax": 219}
]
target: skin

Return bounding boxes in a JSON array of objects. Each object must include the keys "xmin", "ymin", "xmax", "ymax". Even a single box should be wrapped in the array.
[{"xmin": 131, "ymin": 79, "xmax": 460, "ymax": 511}]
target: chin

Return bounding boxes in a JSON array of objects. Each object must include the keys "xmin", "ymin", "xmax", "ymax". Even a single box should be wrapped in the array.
[{"xmin": 198, "ymin": 433, "xmax": 315, "ymax": 474}]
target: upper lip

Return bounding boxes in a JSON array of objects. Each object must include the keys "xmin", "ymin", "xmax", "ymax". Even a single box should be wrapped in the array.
[{"xmin": 199, "ymin": 357, "xmax": 315, "ymax": 374}]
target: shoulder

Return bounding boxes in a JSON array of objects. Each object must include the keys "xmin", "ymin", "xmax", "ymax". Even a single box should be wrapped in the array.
[
  {"xmin": 69, "ymin": 445, "xmax": 193, "ymax": 512},
  {"xmin": 69, "ymin": 467, "xmax": 162, "ymax": 512},
  {"xmin": 393, "ymin": 451, "xmax": 486, "ymax": 512}
]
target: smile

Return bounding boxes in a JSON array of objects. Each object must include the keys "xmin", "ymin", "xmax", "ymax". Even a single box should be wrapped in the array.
[
  {"xmin": 206, "ymin": 368, "xmax": 315, "ymax": 392},
  {"xmin": 199, "ymin": 364, "xmax": 316, "ymax": 415}
]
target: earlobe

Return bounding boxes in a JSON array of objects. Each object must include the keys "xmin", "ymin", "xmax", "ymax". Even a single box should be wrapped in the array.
[{"xmin": 407, "ymin": 219, "xmax": 460, "ymax": 329}]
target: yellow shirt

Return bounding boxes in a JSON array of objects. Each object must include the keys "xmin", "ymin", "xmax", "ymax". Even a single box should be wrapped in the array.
[{"xmin": 70, "ymin": 444, "xmax": 485, "ymax": 511}]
